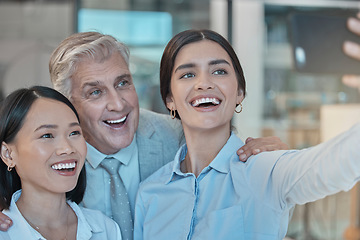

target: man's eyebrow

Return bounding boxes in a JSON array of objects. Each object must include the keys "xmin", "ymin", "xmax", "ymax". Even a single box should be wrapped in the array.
[
  {"xmin": 81, "ymin": 80, "xmax": 101, "ymax": 88},
  {"xmin": 116, "ymin": 73, "xmax": 132, "ymax": 80},
  {"xmin": 174, "ymin": 63, "xmax": 195, "ymax": 73},
  {"xmin": 209, "ymin": 59, "xmax": 230, "ymax": 66},
  {"xmin": 81, "ymin": 74, "xmax": 132, "ymax": 88},
  {"xmin": 115, "ymin": 74, "xmax": 132, "ymax": 84}
]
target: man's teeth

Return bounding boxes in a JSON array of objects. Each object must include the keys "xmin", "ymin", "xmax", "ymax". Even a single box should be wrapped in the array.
[
  {"xmin": 107, "ymin": 116, "xmax": 127, "ymax": 124},
  {"xmin": 51, "ymin": 162, "xmax": 76, "ymax": 170},
  {"xmin": 191, "ymin": 97, "xmax": 220, "ymax": 107}
]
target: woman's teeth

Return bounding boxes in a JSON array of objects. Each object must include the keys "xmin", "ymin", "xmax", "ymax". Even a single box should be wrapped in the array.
[
  {"xmin": 191, "ymin": 97, "xmax": 220, "ymax": 107},
  {"xmin": 51, "ymin": 162, "xmax": 76, "ymax": 170}
]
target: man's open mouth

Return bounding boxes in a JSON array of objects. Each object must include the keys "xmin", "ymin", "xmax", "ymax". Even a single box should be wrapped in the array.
[{"xmin": 104, "ymin": 115, "xmax": 127, "ymax": 126}]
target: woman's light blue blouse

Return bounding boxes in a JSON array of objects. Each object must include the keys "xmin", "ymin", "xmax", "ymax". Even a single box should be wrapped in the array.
[
  {"xmin": 134, "ymin": 124, "xmax": 360, "ymax": 240},
  {"xmin": 0, "ymin": 190, "xmax": 122, "ymax": 240}
]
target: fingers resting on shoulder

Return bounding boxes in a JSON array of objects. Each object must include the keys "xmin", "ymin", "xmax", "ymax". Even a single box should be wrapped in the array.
[
  {"xmin": 0, "ymin": 212, "xmax": 12, "ymax": 232},
  {"xmin": 237, "ymin": 136, "xmax": 289, "ymax": 162}
]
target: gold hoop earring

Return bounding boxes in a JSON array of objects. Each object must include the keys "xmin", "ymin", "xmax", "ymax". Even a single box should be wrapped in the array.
[
  {"xmin": 170, "ymin": 108, "xmax": 176, "ymax": 119},
  {"xmin": 235, "ymin": 102, "xmax": 243, "ymax": 114},
  {"xmin": 7, "ymin": 165, "xmax": 13, "ymax": 172}
]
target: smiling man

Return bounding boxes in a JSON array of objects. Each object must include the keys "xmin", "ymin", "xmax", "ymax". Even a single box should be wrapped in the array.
[
  {"xmin": 69, "ymin": 52, "xmax": 140, "ymax": 155},
  {"xmin": 47, "ymin": 32, "xmax": 186, "ymax": 240}
]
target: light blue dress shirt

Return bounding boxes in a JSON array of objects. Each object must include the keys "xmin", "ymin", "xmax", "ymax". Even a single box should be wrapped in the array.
[
  {"xmin": 134, "ymin": 124, "xmax": 360, "ymax": 240},
  {"xmin": 82, "ymin": 135, "xmax": 140, "ymax": 219},
  {"xmin": 0, "ymin": 190, "xmax": 122, "ymax": 240}
]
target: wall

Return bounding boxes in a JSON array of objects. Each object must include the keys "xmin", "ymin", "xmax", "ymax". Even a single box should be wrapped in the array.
[{"xmin": 0, "ymin": 2, "xmax": 73, "ymax": 96}]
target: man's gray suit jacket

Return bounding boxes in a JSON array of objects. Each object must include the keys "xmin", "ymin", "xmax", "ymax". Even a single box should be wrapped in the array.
[{"xmin": 137, "ymin": 108, "xmax": 184, "ymax": 181}]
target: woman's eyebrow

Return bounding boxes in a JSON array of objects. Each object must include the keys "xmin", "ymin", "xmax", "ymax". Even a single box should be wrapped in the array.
[
  {"xmin": 209, "ymin": 59, "xmax": 230, "ymax": 66},
  {"xmin": 34, "ymin": 124, "xmax": 57, "ymax": 132},
  {"xmin": 174, "ymin": 59, "xmax": 230, "ymax": 73},
  {"xmin": 34, "ymin": 122, "xmax": 80, "ymax": 132},
  {"xmin": 69, "ymin": 122, "xmax": 80, "ymax": 127},
  {"xmin": 174, "ymin": 63, "xmax": 195, "ymax": 73}
]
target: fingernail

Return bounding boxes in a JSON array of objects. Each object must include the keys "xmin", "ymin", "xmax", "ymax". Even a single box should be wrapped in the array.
[
  {"xmin": 342, "ymin": 75, "xmax": 360, "ymax": 88},
  {"xmin": 1, "ymin": 223, "xmax": 8, "ymax": 229},
  {"xmin": 238, "ymin": 149, "xmax": 244, "ymax": 154},
  {"xmin": 240, "ymin": 154, "xmax": 246, "ymax": 160},
  {"xmin": 348, "ymin": 18, "xmax": 360, "ymax": 32},
  {"xmin": 344, "ymin": 41, "xmax": 360, "ymax": 54},
  {"xmin": 254, "ymin": 149, "xmax": 260, "ymax": 153},
  {"xmin": 5, "ymin": 219, "xmax": 11, "ymax": 224}
]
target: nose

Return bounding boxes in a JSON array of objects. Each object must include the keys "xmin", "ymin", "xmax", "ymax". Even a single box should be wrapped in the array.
[
  {"xmin": 194, "ymin": 73, "xmax": 215, "ymax": 90},
  {"xmin": 106, "ymin": 88, "xmax": 125, "ymax": 112},
  {"xmin": 56, "ymin": 137, "xmax": 75, "ymax": 156}
]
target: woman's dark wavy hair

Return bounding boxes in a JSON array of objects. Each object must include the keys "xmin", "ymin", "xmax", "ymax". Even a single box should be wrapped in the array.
[
  {"xmin": 160, "ymin": 29, "xmax": 246, "ymax": 119},
  {"xmin": 0, "ymin": 86, "xmax": 86, "ymax": 209}
]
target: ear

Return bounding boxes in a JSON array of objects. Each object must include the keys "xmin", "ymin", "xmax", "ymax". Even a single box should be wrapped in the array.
[
  {"xmin": 236, "ymin": 89, "xmax": 245, "ymax": 105},
  {"xmin": 1, "ymin": 142, "xmax": 15, "ymax": 168},
  {"xmin": 166, "ymin": 95, "xmax": 176, "ymax": 111}
]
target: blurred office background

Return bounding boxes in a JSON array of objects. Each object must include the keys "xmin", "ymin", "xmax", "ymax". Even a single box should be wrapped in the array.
[{"xmin": 1, "ymin": 0, "xmax": 360, "ymax": 239}]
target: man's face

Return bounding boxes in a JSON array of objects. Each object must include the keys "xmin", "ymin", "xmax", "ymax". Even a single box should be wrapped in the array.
[{"xmin": 70, "ymin": 52, "xmax": 139, "ymax": 155}]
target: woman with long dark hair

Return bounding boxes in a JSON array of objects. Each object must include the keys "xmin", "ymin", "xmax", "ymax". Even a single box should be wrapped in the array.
[{"xmin": 0, "ymin": 86, "xmax": 121, "ymax": 239}]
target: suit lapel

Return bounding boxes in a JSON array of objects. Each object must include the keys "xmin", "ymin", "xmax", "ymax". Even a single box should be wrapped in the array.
[
  {"xmin": 137, "ymin": 115, "xmax": 164, "ymax": 181},
  {"xmin": 137, "ymin": 136, "xmax": 163, "ymax": 181}
]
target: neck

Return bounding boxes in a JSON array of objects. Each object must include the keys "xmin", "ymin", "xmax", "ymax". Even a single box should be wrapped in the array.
[
  {"xmin": 16, "ymin": 187, "xmax": 76, "ymax": 239},
  {"xmin": 181, "ymin": 126, "xmax": 231, "ymax": 177},
  {"xmin": 17, "ymin": 188, "xmax": 68, "ymax": 225}
]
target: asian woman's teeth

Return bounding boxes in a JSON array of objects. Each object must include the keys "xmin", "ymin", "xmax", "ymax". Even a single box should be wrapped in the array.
[
  {"xmin": 106, "ymin": 116, "xmax": 127, "ymax": 124},
  {"xmin": 51, "ymin": 162, "xmax": 76, "ymax": 170},
  {"xmin": 191, "ymin": 97, "xmax": 220, "ymax": 107}
]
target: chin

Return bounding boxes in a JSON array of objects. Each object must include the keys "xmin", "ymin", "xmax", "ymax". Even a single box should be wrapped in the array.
[
  {"xmin": 113, "ymin": 140, "xmax": 133, "ymax": 150},
  {"xmin": 105, "ymin": 138, "xmax": 134, "ymax": 154}
]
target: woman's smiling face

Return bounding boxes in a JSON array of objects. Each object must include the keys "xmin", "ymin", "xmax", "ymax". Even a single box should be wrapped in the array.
[
  {"xmin": 4, "ymin": 98, "xmax": 87, "ymax": 194},
  {"xmin": 166, "ymin": 39, "xmax": 244, "ymax": 132}
]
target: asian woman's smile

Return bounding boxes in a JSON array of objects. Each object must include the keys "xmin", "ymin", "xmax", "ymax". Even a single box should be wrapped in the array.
[{"xmin": 5, "ymin": 98, "xmax": 87, "ymax": 194}]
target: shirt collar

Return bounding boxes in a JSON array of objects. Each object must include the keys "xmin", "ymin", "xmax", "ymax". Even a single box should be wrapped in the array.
[
  {"xmin": 67, "ymin": 201, "xmax": 104, "ymax": 237},
  {"xmin": 209, "ymin": 132, "xmax": 243, "ymax": 173},
  {"xmin": 4, "ymin": 190, "xmax": 104, "ymax": 239},
  {"xmin": 166, "ymin": 144, "xmax": 188, "ymax": 184},
  {"xmin": 166, "ymin": 132, "xmax": 243, "ymax": 184},
  {"xmin": 4, "ymin": 190, "xmax": 45, "ymax": 239},
  {"xmin": 86, "ymin": 134, "xmax": 137, "ymax": 169}
]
